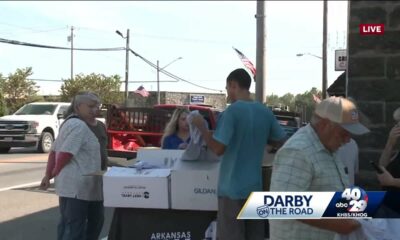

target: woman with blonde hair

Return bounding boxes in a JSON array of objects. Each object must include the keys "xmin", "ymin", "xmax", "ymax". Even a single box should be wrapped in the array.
[{"xmin": 161, "ymin": 108, "xmax": 190, "ymax": 149}]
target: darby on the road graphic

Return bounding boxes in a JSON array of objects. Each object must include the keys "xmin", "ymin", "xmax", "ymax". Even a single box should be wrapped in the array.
[
  {"xmin": 237, "ymin": 188, "xmax": 386, "ymax": 219},
  {"xmin": 237, "ymin": 192, "xmax": 333, "ymax": 219}
]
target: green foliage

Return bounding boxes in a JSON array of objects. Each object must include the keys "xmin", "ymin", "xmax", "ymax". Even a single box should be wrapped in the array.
[
  {"xmin": 0, "ymin": 97, "xmax": 7, "ymax": 116},
  {"xmin": 43, "ymin": 95, "xmax": 62, "ymax": 102},
  {"xmin": 0, "ymin": 74, "xmax": 7, "ymax": 116},
  {"xmin": 258, "ymin": 93, "xmax": 295, "ymax": 110},
  {"xmin": 60, "ymin": 73, "xmax": 124, "ymax": 105},
  {"xmin": 0, "ymin": 67, "xmax": 40, "ymax": 114},
  {"xmin": 266, "ymin": 87, "xmax": 322, "ymax": 122},
  {"xmin": 265, "ymin": 93, "xmax": 280, "ymax": 107},
  {"xmin": 278, "ymin": 93, "xmax": 296, "ymax": 111}
]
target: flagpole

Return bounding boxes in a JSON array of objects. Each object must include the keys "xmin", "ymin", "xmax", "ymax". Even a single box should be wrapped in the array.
[
  {"xmin": 255, "ymin": 0, "xmax": 266, "ymax": 103},
  {"xmin": 157, "ymin": 60, "xmax": 160, "ymax": 105},
  {"xmin": 322, "ymin": 0, "xmax": 328, "ymax": 99}
]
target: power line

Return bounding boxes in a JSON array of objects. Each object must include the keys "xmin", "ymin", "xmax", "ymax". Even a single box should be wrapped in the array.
[
  {"xmin": 77, "ymin": 25, "xmax": 245, "ymax": 46},
  {"xmin": 0, "ymin": 37, "xmax": 124, "ymax": 51},
  {"xmin": 18, "ymin": 26, "xmax": 68, "ymax": 34},
  {"xmin": 26, "ymin": 78, "xmax": 178, "ymax": 83},
  {"xmin": 0, "ymin": 22, "xmax": 68, "ymax": 36},
  {"xmin": 93, "ymin": 52, "xmax": 125, "ymax": 63},
  {"xmin": 129, "ymin": 49, "xmax": 223, "ymax": 92},
  {"xmin": 133, "ymin": 33, "xmax": 236, "ymax": 46},
  {"xmin": 0, "ymin": 22, "xmax": 46, "ymax": 31},
  {"xmin": 0, "ymin": 27, "xmax": 68, "ymax": 36},
  {"xmin": 0, "ymin": 36, "xmax": 223, "ymax": 92}
]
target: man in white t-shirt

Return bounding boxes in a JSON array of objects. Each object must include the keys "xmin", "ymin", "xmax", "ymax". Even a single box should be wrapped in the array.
[{"xmin": 336, "ymin": 138, "xmax": 359, "ymax": 186}]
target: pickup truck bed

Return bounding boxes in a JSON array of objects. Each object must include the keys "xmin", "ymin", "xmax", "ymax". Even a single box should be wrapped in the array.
[{"xmin": 106, "ymin": 104, "xmax": 222, "ymax": 159}]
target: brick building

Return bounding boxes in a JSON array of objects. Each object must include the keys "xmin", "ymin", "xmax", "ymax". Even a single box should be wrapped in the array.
[
  {"xmin": 127, "ymin": 91, "xmax": 227, "ymax": 110},
  {"xmin": 348, "ymin": 1, "xmax": 400, "ymax": 189}
]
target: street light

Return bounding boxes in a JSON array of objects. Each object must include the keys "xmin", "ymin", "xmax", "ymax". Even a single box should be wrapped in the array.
[
  {"xmin": 298, "ymin": 0, "xmax": 328, "ymax": 99},
  {"xmin": 296, "ymin": 53, "xmax": 322, "ymax": 60},
  {"xmin": 157, "ymin": 57, "xmax": 183, "ymax": 105},
  {"xmin": 116, "ymin": 29, "xmax": 130, "ymax": 105},
  {"xmin": 115, "ymin": 30, "xmax": 124, "ymax": 38},
  {"xmin": 296, "ymin": 52, "xmax": 328, "ymax": 100}
]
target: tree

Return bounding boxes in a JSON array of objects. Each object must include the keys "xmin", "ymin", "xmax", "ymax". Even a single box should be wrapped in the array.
[
  {"xmin": 294, "ymin": 87, "xmax": 322, "ymax": 122},
  {"xmin": 60, "ymin": 73, "xmax": 124, "ymax": 105},
  {"xmin": 265, "ymin": 93, "xmax": 295, "ymax": 111},
  {"xmin": 0, "ymin": 67, "xmax": 41, "ymax": 113},
  {"xmin": 265, "ymin": 94, "xmax": 281, "ymax": 108},
  {"xmin": 0, "ymin": 74, "xmax": 7, "ymax": 116},
  {"xmin": 264, "ymin": 88, "xmax": 321, "ymax": 123},
  {"xmin": 280, "ymin": 93, "xmax": 296, "ymax": 111}
]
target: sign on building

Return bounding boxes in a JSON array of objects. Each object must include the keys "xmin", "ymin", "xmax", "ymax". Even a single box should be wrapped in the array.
[
  {"xmin": 335, "ymin": 49, "xmax": 347, "ymax": 71},
  {"xmin": 190, "ymin": 94, "xmax": 205, "ymax": 104}
]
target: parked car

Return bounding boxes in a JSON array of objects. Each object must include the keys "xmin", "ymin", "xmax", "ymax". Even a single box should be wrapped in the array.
[
  {"xmin": 263, "ymin": 110, "xmax": 302, "ymax": 166},
  {"xmin": 0, "ymin": 102, "xmax": 106, "ymax": 153},
  {"xmin": 0, "ymin": 102, "xmax": 70, "ymax": 153},
  {"xmin": 272, "ymin": 110, "xmax": 301, "ymax": 138}
]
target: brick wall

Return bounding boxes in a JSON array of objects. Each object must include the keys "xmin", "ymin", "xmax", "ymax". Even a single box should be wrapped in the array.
[{"xmin": 348, "ymin": 0, "xmax": 400, "ymax": 189}]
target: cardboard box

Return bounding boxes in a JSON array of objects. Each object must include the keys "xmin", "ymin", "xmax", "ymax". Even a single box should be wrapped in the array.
[
  {"xmin": 103, "ymin": 167, "xmax": 171, "ymax": 209},
  {"xmin": 132, "ymin": 149, "xmax": 184, "ymax": 168},
  {"xmin": 109, "ymin": 208, "xmax": 217, "ymax": 240},
  {"xmin": 171, "ymin": 161, "xmax": 220, "ymax": 211}
]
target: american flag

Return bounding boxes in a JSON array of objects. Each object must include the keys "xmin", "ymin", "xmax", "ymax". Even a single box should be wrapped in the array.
[
  {"xmin": 233, "ymin": 47, "xmax": 256, "ymax": 81},
  {"xmin": 134, "ymin": 85, "xmax": 150, "ymax": 97}
]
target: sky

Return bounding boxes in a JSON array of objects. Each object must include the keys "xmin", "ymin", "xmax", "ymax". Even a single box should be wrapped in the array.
[{"xmin": 0, "ymin": 1, "xmax": 348, "ymax": 97}]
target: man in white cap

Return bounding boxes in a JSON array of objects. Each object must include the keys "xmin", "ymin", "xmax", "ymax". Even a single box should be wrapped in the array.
[{"xmin": 269, "ymin": 96, "xmax": 370, "ymax": 240}]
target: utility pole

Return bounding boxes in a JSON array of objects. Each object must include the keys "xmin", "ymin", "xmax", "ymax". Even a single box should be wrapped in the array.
[
  {"xmin": 255, "ymin": 1, "xmax": 266, "ymax": 103},
  {"xmin": 116, "ymin": 29, "xmax": 131, "ymax": 106},
  {"xmin": 322, "ymin": 0, "xmax": 328, "ymax": 99},
  {"xmin": 156, "ymin": 57, "xmax": 182, "ymax": 105},
  {"xmin": 125, "ymin": 29, "xmax": 130, "ymax": 105},
  {"xmin": 70, "ymin": 26, "xmax": 74, "ymax": 80},
  {"xmin": 157, "ymin": 60, "xmax": 160, "ymax": 105}
]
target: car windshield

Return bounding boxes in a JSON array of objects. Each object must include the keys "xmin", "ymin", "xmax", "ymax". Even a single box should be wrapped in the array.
[{"xmin": 14, "ymin": 104, "xmax": 57, "ymax": 115}]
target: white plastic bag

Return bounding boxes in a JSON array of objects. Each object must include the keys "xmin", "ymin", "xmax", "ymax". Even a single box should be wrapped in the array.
[{"xmin": 182, "ymin": 111, "xmax": 219, "ymax": 162}]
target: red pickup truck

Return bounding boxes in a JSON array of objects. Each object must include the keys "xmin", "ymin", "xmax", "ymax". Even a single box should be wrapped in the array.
[{"xmin": 106, "ymin": 104, "xmax": 222, "ymax": 159}]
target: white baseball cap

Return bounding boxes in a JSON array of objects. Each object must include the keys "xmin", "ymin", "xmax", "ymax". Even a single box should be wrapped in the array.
[{"xmin": 315, "ymin": 96, "xmax": 370, "ymax": 135}]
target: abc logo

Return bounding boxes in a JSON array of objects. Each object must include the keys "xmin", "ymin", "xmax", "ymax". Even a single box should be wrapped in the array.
[
  {"xmin": 339, "ymin": 187, "xmax": 368, "ymax": 213},
  {"xmin": 256, "ymin": 205, "xmax": 269, "ymax": 218},
  {"xmin": 335, "ymin": 202, "xmax": 348, "ymax": 208}
]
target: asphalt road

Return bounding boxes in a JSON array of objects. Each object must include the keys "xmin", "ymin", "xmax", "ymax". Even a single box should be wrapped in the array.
[
  {"xmin": 0, "ymin": 147, "xmax": 47, "ymax": 190},
  {"xmin": 0, "ymin": 147, "xmax": 114, "ymax": 240}
]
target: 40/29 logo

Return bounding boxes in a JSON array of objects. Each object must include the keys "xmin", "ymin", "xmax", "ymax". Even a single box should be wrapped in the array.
[{"xmin": 336, "ymin": 187, "xmax": 368, "ymax": 213}]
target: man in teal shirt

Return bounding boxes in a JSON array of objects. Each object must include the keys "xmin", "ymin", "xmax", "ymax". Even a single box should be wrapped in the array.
[{"xmin": 192, "ymin": 68, "xmax": 286, "ymax": 240}]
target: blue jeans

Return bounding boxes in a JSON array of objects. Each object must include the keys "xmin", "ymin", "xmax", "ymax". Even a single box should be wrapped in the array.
[
  {"xmin": 58, "ymin": 197, "xmax": 104, "ymax": 240},
  {"xmin": 217, "ymin": 197, "xmax": 264, "ymax": 240}
]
